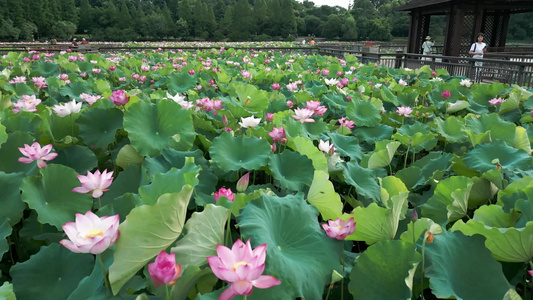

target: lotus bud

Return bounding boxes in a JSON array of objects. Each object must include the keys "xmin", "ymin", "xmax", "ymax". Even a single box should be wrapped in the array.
[
  {"xmin": 236, "ymin": 172, "xmax": 250, "ymax": 192},
  {"xmin": 222, "ymin": 114, "xmax": 228, "ymax": 126},
  {"xmin": 410, "ymin": 210, "xmax": 418, "ymax": 222}
]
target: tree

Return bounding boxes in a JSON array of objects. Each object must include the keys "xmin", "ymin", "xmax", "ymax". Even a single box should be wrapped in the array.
[
  {"xmin": 321, "ymin": 14, "xmax": 342, "ymax": 39},
  {"xmin": 229, "ymin": 0, "xmax": 252, "ymax": 40},
  {"xmin": 279, "ymin": 0, "xmax": 296, "ymax": 38},
  {"xmin": 251, "ymin": 0, "xmax": 267, "ymax": 35},
  {"xmin": 341, "ymin": 15, "xmax": 357, "ymax": 40},
  {"xmin": 50, "ymin": 21, "xmax": 77, "ymax": 40}
]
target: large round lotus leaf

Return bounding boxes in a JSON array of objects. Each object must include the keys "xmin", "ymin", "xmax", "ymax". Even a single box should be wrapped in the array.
[
  {"xmin": 238, "ymin": 193, "xmax": 341, "ymax": 300},
  {"xmin": 268, "ymin": 150, "xmax": 314, "ymax": 191},
  {"xmin": 346, "ymin": 99, "xmax": 381, "ymax": 127},
  {"xmin": 463, "ymin": 140, "xmax": 532, "ymax": 173},
  {"xmin": 52, "ymin": 145, "xmax": 97, "ymax": 174},
  {"xmin": 412, "ymin": 152, "xmax": 453, "ymax": 184},
  {"xmin": 209, "ymin": 132, "xmax": 271, "ymax": 172},
  {"xmin": 77, "ymin": 107, "xmax": 123, "ymax": 149},
  {"xmin": 0, "ymin": 131, "xmax": 36, "ymax": 174},
  {"xmin": 10, "ymin": 244, "xmax": 93, "ymax": 300},
  {"xmin": 342, "ymin": 161, "xmax": 381, "ymax": 201},
  {"xmin": 392, "ymin": 122, "xmax": 437, "ymax": 152},
  {"xmin": 327, "ymin": 132, "xmax": 363, "ymax": 160},
  {"xmin": 465, "ymin": 113, "xmax": 516, "ymax": 146},
  {"xmin": 307, "ymin": 170, "xmax": 343, "ymax": 220},
  {"xmin": 100, "ymin": 164, "xmax": 149, "ymax": 205},
  {"xmin": 433, "ymin": 116, "xmax": 469, "ymax": 143},
  {"xmin": 286, "ymin": 136, "xmax": 328, "ymax": 172},
  {"xmin": 123, "ymin": 99, "xmax": 196, "ymax": 157},
  {"xmin": 354, "ymin": 124, "xmax": 394, "ymax": 144},
  {"xmin": 349, "ymin": 240, "xmax": 421, "ymax": 300},
  {"xmin": 422, "ymin": 176, "xmax": 473, "ymax": 224},
  {"xmin": 33, "ymin": 61, "xmax": 61, "ymax": 77},
  {"xmin": 1, "ymin": 110, "xmax": 40, "ymax": 133},
  {"xmin": 39, "ymin": 111, "xmax": 80, "ymax": 143},
  {"xmin": 109, "ymin": 187, "xmax": 193, "ymax": 294},
  {"xmin": 233, "ymin": 82, "xmax": 269, "ymax": 113},
  {"xmin": 59, "ymin": 81, "xmax": 93, "ymax": 99},
  {"xmin": 167, "ymin": 73, "xmax": 197, "ymax": 94},
  {"xmin": 0, "ymin": 171, "xmax": 26, "ymax": 226},
  {"xmin": 20, "ymin": 164, "xmax": 94, "ymax": 230},
  {"xmin": 368, "ymin": 141, "xmax": 400, "ymax": 170},
  {"xmin": 497, "ymin": 177, "xmax": 533, "ymax": 212},
  {"xmin": 452, "ymin": 218, "xmax": 533, "ymax": 263},
  {"xmin": 0, "ymin": 220, "xmax": 11, "ymax": 260},
  {"xmin": 424, "ymin": 231, "xmax": 511, "ymax": 300}
]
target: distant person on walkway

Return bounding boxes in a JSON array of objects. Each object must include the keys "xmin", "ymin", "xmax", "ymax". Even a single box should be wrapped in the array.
[
  {"xmin": 310, "ymin": 39, "xmax": 315, "ymax": 46},
  {"xmin": 71, "ymin": 38, "xmax": 79, "ymax": 50},
  {"xmin": 81, "ymin": 38, "xmax": 89, "ymax": 45},
  {"xmin": 469, "ymin": 33, "xmax": 487, "ymax": 81},
  {"xmin": 421, "ymin": 36, "xmax": 434, "ymax": 60},
  {"xmin": 302, "ymin": 39, "xmax": 306, "ymax": 45},
  {"xmin": 50, "ymin": 39, "xmax": 57, "ymax": 45}
]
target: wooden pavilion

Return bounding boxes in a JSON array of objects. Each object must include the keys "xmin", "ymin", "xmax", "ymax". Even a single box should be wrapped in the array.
[{"xmin": 397, "ymin": 0, "xmax": 533, "ymax": 57}]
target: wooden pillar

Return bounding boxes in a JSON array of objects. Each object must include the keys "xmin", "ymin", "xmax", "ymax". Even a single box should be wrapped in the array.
[
  {"xmin": 500, "ymin": 12, "xmax": 510, "ymax": 47},
  {"xmin": 446, "ymin": 7, "xmax": 465, "ymax": 57},
  {"xmin": 407, "ymin": 9, "xmax": 421, "ymax": 54}
]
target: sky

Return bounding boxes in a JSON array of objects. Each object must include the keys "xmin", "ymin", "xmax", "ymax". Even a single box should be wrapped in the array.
[{"xmin": 298, "ymin": 0, "xmax": 351, "ymax": 9}]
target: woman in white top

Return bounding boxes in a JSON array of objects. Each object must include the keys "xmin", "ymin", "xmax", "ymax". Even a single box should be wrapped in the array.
[{"xmin": 469, "ymin": 33, "xmax": 487, "ymax": 81}]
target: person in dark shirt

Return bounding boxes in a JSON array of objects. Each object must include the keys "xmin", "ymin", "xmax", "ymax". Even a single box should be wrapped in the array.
[
  {"xmin": 71, "ymin": 38, "xmax": 79, "ymax": 49},
  {"xmin": 81, "ymin": 38, "xmax": 89, "ymax": 45}
]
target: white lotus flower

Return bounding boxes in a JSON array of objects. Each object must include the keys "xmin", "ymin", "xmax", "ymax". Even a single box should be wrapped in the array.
[
  {"xmin": 52, "ymin": 100, "xmax": 82, "ymax": 117},
  {"xmin": 239, "ymin": 116, "xmax": 261, "ymax": 129},
  {"xmin": 460, "ymin": 79, "xmax": 472, "ymax": 87},
  {"xmin": 325, "ymin": 78, "xmax": 339, "ymax": 86},
  {"xmin": 165, "ymin": 92, "xmax": 186, "ymax": 104}
]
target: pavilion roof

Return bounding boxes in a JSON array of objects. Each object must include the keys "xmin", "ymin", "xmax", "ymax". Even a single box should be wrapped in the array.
[{"xmin": 397, "ymin": 0, "xmax": 533, "ymax": 12}]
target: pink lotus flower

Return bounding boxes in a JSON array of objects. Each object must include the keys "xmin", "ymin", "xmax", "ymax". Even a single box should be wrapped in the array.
[
  {"xmin": 52, "ymin": 100, "xmax": 82, "ymax": 117},
  {"xmin": 286, "ymin": 82, "xmax": 298, "ymax": 92},
  {"xmin": 322, "ymin": 69, "xmax": 330, "ymax": 76},
  {"xmin": 318, "ymin": 140, "xmax": 335, "ymax": 155},
  {"xmin": 72, "ymin": 169, "xmax": 114, "ymax": 198},
  {"xmin": 431, "ymin": 71, "xmax": 437, "ymax": 77},
  {"xmin": 291, "ymin": 108, "xmax": 315, "ymax": 123},
  {"xmin": 305, "ymin": 100, "xmax": 327, "ymax": 116},
  {"xmin": 337, "ymin": 71, "xmax": 342, "ymax": 76},
  {"xmin": 268, "ymin": 127, "xmax": 287, "ymax": 144},
  {"xmin": 214, "ymin": 187, "xmax": 235, "ymax": 202},
  {"xmin": 489, "ymin": 97, "xmax": 505, "ymax": 106},
  {"xmin": 12, "ymin": 94, "xmax": 41, "ymax": 113},
  {"xmin": 109, "ymin": 90, "xmax": 130, "ymax": 106},
  {"xmin": 92, "ymin": 68, "xmax": 101, "ymax": 74},
  {"xmin": 236, "ymin": 172, "xmax": 250, "ymax": 193},
  {"xmin": 338, "ymin": 117, "xmax": 355, "ymax": 129},
  {"xmin": 23, "ymin": 57, "xmax": 31, "ymax": 63},
  {"xmin": 132, "ymin": 74, "xmax": 140, "ymax": 80},
  {"xmin": 79, "ymin": 93, "xmax": 102, "ymax": 106},
  {"xmin": 271, "ymin": 83, "xmax": 280, "ymax": 90},
  {"xmin": 286, "ymin": 100, "xmax": 293, "ymax": 108},
  {"xmin": 188, "ymin": 69, "xmax": 195, "ymax": 75},
  {"xmin": 207, "ymin": 239, "xmax": 281, "ymax": 300},
  {"xmin": 529, "ymin": 270, "xmax": 533, "ymax": 277},
  {"xmin": 9, "ymin": 76, "xmax": 27, "ymax": 84},
  {"xmin": 266, "ymin": 113, "xmax": 274, "ymax": 122},
  {"xmin": 148, "ymin": 250, "xmax": 182, "ymax": 288},
  {"xmin": 398, "ymin": 79, "xmax": 408, "ymax": 86},
  {"xmin": 31, "ymin": 76, "xmax": 48, "ymax": 89},
  {"xmin": 322, "ymin": 218, "xmax": 356, "ymax": 240},
  {"xmin": 59, "ymin": 211, "xmax": 120, "ymax": 254},
  {"xmin": 441, "ymin": 90, "xmax": 451, "ymax": 98},
  {"xmin": 339, "ymin": 78, "xmax": 349, "ymax": 86},
  {"xmin": 396, "ymin": 106, "xmax": 413, "ymax": 117},
  {"xmin": 109, "ymin": 65, "xmax": 116, "ymax": 71},
  {"xmin": 18, "ymin": 142, "xmax": 58, "ymax": 168}
]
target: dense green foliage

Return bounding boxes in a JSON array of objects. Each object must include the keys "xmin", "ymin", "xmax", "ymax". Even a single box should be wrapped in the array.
[{"xmin": 0, "ymin": 0, "xmax": 411, "ymax": 41}]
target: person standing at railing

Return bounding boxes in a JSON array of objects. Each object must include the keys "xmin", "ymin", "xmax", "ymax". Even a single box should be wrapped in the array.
[
  {"xmin": 421, "ymin": 36, "xmax": 434, "ymax": 60},
  {"xmin": 469, "ymin": 33, "xmax": 487, "ymax": 82}
]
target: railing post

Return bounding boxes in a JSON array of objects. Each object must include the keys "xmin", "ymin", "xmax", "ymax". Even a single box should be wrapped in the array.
[
  {"xmin": 517, "ymin": 65, "xmax": 525, "ymax": 86},
  {"xmin": 395, "ymin": 50, "xmax": 403, "ymax": 69}
]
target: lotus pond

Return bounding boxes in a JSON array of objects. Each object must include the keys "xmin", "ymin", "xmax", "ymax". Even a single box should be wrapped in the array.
[{"xmin": 0, "ymin": 47, "xmax": 533, "ymax": 300}]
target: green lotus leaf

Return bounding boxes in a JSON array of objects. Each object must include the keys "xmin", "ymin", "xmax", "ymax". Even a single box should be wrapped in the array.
[
  {"xmin": 167, "ymin": 72, "xmax": 197, "ymax": 94},
  {"xmin": 516, "ymin": 196, "xmax": 533, "ymax": 227},
  {"xmin": 463, "ymin": 140, "xmax": 532, "ymax": 173},
  {"xmin": 67, "ymin": 251, "xmax": 114, "ymax": 300},
  {"xmin": 303, "ymin": 120, "xmax": 329, "ymax": 140},
  {"xmin": 171, "ymin": 204, "xmax": 229, "ymax": 267},
  {"xmin": 1, "ymin": 110, "xmax": 40, "ymax": 133},
  {"xmin": 268, "ymin": 150, "xmax": 314, "ymax": 191},
  {"xmin": 0, "ymin": 171, "xmax": 25, "ymax": 226},
  {"xmin": 322, "ymin": 93, "xmax": 348, "ymax": 116},
  {"xmin": 232, "ymin": 82, "xmax": 269, "ymax": 113},
  {"xmin": 20, "ymin": 164, "xmax": 94, "ymax": 230},
  {"xmin": 0, "ymin": 131, "xmax": 37, "ymax": 174},
  {"xmin": 470, "ymin": 83, "xmax": 506, "ymax": 111},
  {"xmin": 452, "ymin": 218, "xmax": 533, "ymax": 263},
  {"xmin": 307, "ymin": 170, "xmax": 343, "ymax": 220},
  {"xmin": 0, "ymin": 220, "xmax": 11, "ymax": 260},
  {"xmin": 77, "ymin": 107, "xmax": 123, "ymax": 149},
  {"xmin": 447, "ymin": 100, "xmax": 470, "ymax": 113},
  {"xmin": 395, "ymin": 166, "xmax": 423, "ymax": 190},
  {"xmin": 393, "ymin": 122, "xmax": 437, "ymax": 152},
  {"xmin": 368, "ymin": 141, "xmax": 400, "ymax": 170},
  {"xmin": 10, "ymin": 244, "xmax": 93, "ymax": 300},
  {"xmin": 422, "ymin": 176, "xmax": 473, "ymax": 224},
  {"xmin": 497, "ymin": 177, "xmax": 533, "ymax": 212},
  {"xmin": 59, "ymin": 62, "xmax": 80, "ymax": 73},
  {"xmin": 116, "ymin": 144, "xmax": 144, "ymax": 170},
  {"xmin": 342, "ymin": 161, "xmax": 381, "ymax": 201},
  {"xmin": 465, "ymin": 113, "xmax": 516, "ymax": 146},
  {"xmin": 98, "ymin": 193, "xmax": 142, "ymax": 223},
  {"xmin": 109, "ymin": 187, "xmax": 193, "ymax": 295},
  {"xmin": 33, "ymin": 61, "xmax": 61, "ymax": 77},
  {"xmin": 499, "ymin": 91, "xmax": 521, "ymax": 114},
  {"xmin": 0, "ymin": 282, "xmax": 15, "ymax": 300},
  {"xmin": 433, "ymin": 116, "xmax": 469, "ymax": 143},
  {"xmin": 381, "ymin": 176, "xmax": 409, "ymax": 206},
  {"xmin": 380, "ymin": 87, "xmax": 399, "ymax": 106},
  {"xmin": 327, "ymin": 132, "xmax": 363, "ymax": 160},
  {"xmin": 349, "ymin": 190, "xmax": 408, "ymax": 244},
  {"xmin": 349, "ymin": 240, "xmax": 421, "ymax": 300},
  {"xmin": 93, "ymin": 79, "xmax": 112, "ymax": 95},
  {"xmin": 400, "ymin": 217, "xmax": 435, "ymax": 244},
  {"xmin": 502, "ymin": 289, "xmax": 523, "ymax": 300},
  {"xmin": 514, "ymin": 126, "xmax": 531, "ymax": 154},
  {"xmin": 123, "ymin": 99, "xmax": 196, "ymax": 157},
  {"xmin": 424, "ymin": 231, "xmax": 512, "ymax": 299},
  {"xmin": 59, "ymin": 81, "xmax": 93, "ymax": 99},
  {"xmin": 346, "ymin": 99, "xmax": 382, "ymax": 127},
  {"xmin": 170, "ymin": 266, "xmax": 216, "ymax": 300},
  {"xmin": 282, "ymin": 116, "xmax": 308, "ymax": 139},
  {"xmin": 238, "ymin": 193, "xmax": 341, "ymax": 299},
  {"xmin": 413, "ymin": 152, "xmax": 453, "ymax": 184},
  {"xmin": 139, "ymin": 157, "xmax": 199, "ymax": 205},
  {"xmin": 209, "ymin": 132, "xmax": 271, "ymax": 173},
  {"xmin": 53, "ymin": 145, "xmax": 97, "ymax": 174},
  {"xmin": 472, "ymin": 205, "xmax": 519, "ymax": 227},
  {"xmin": 0, "ymin": 123, "xmax": 6, "ymax": 147},
  {"xmin": 468, "ymin": 177, "xmax": 498, "ymax": 208},
  {"xmin": 354, "ymin": 124, "xmax": 394, "ymax": 144},
  {"xmin": 100, "ymin": 165, "xmax": 149, "ymax": 205},
  {"xmin": 38, "ymin": 110, "xmax": 80, "ymax": 143},
  {"xmin": 286, "ymin": 136, "xmax": 328, "ymax": 172}
]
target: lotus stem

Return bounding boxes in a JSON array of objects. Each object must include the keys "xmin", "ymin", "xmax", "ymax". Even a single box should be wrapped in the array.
[
  {"xmin": 420, "ymin": 235, "xmax": 428, "ymax": 300},
  {"xmin": 98, "ymin": 197, "xmax": 102, "ymax": 209},
  {"xmin": 166, "ymin": 285, "xmax": 170, "ymax": 300},
  {"xmin": 97, "ymin": 254, "xmax": 111, "ymax": 292},
  {"xmin": 412, "ymin": 221, "xmax": 416, "ymax": 245},
  {"xmin": 404, "ymin": 145, "xmax": 410, "ymax": 169},
  {"xmin": 325, "ymin": 283, "xmax": 332, "ymax": 300}
]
